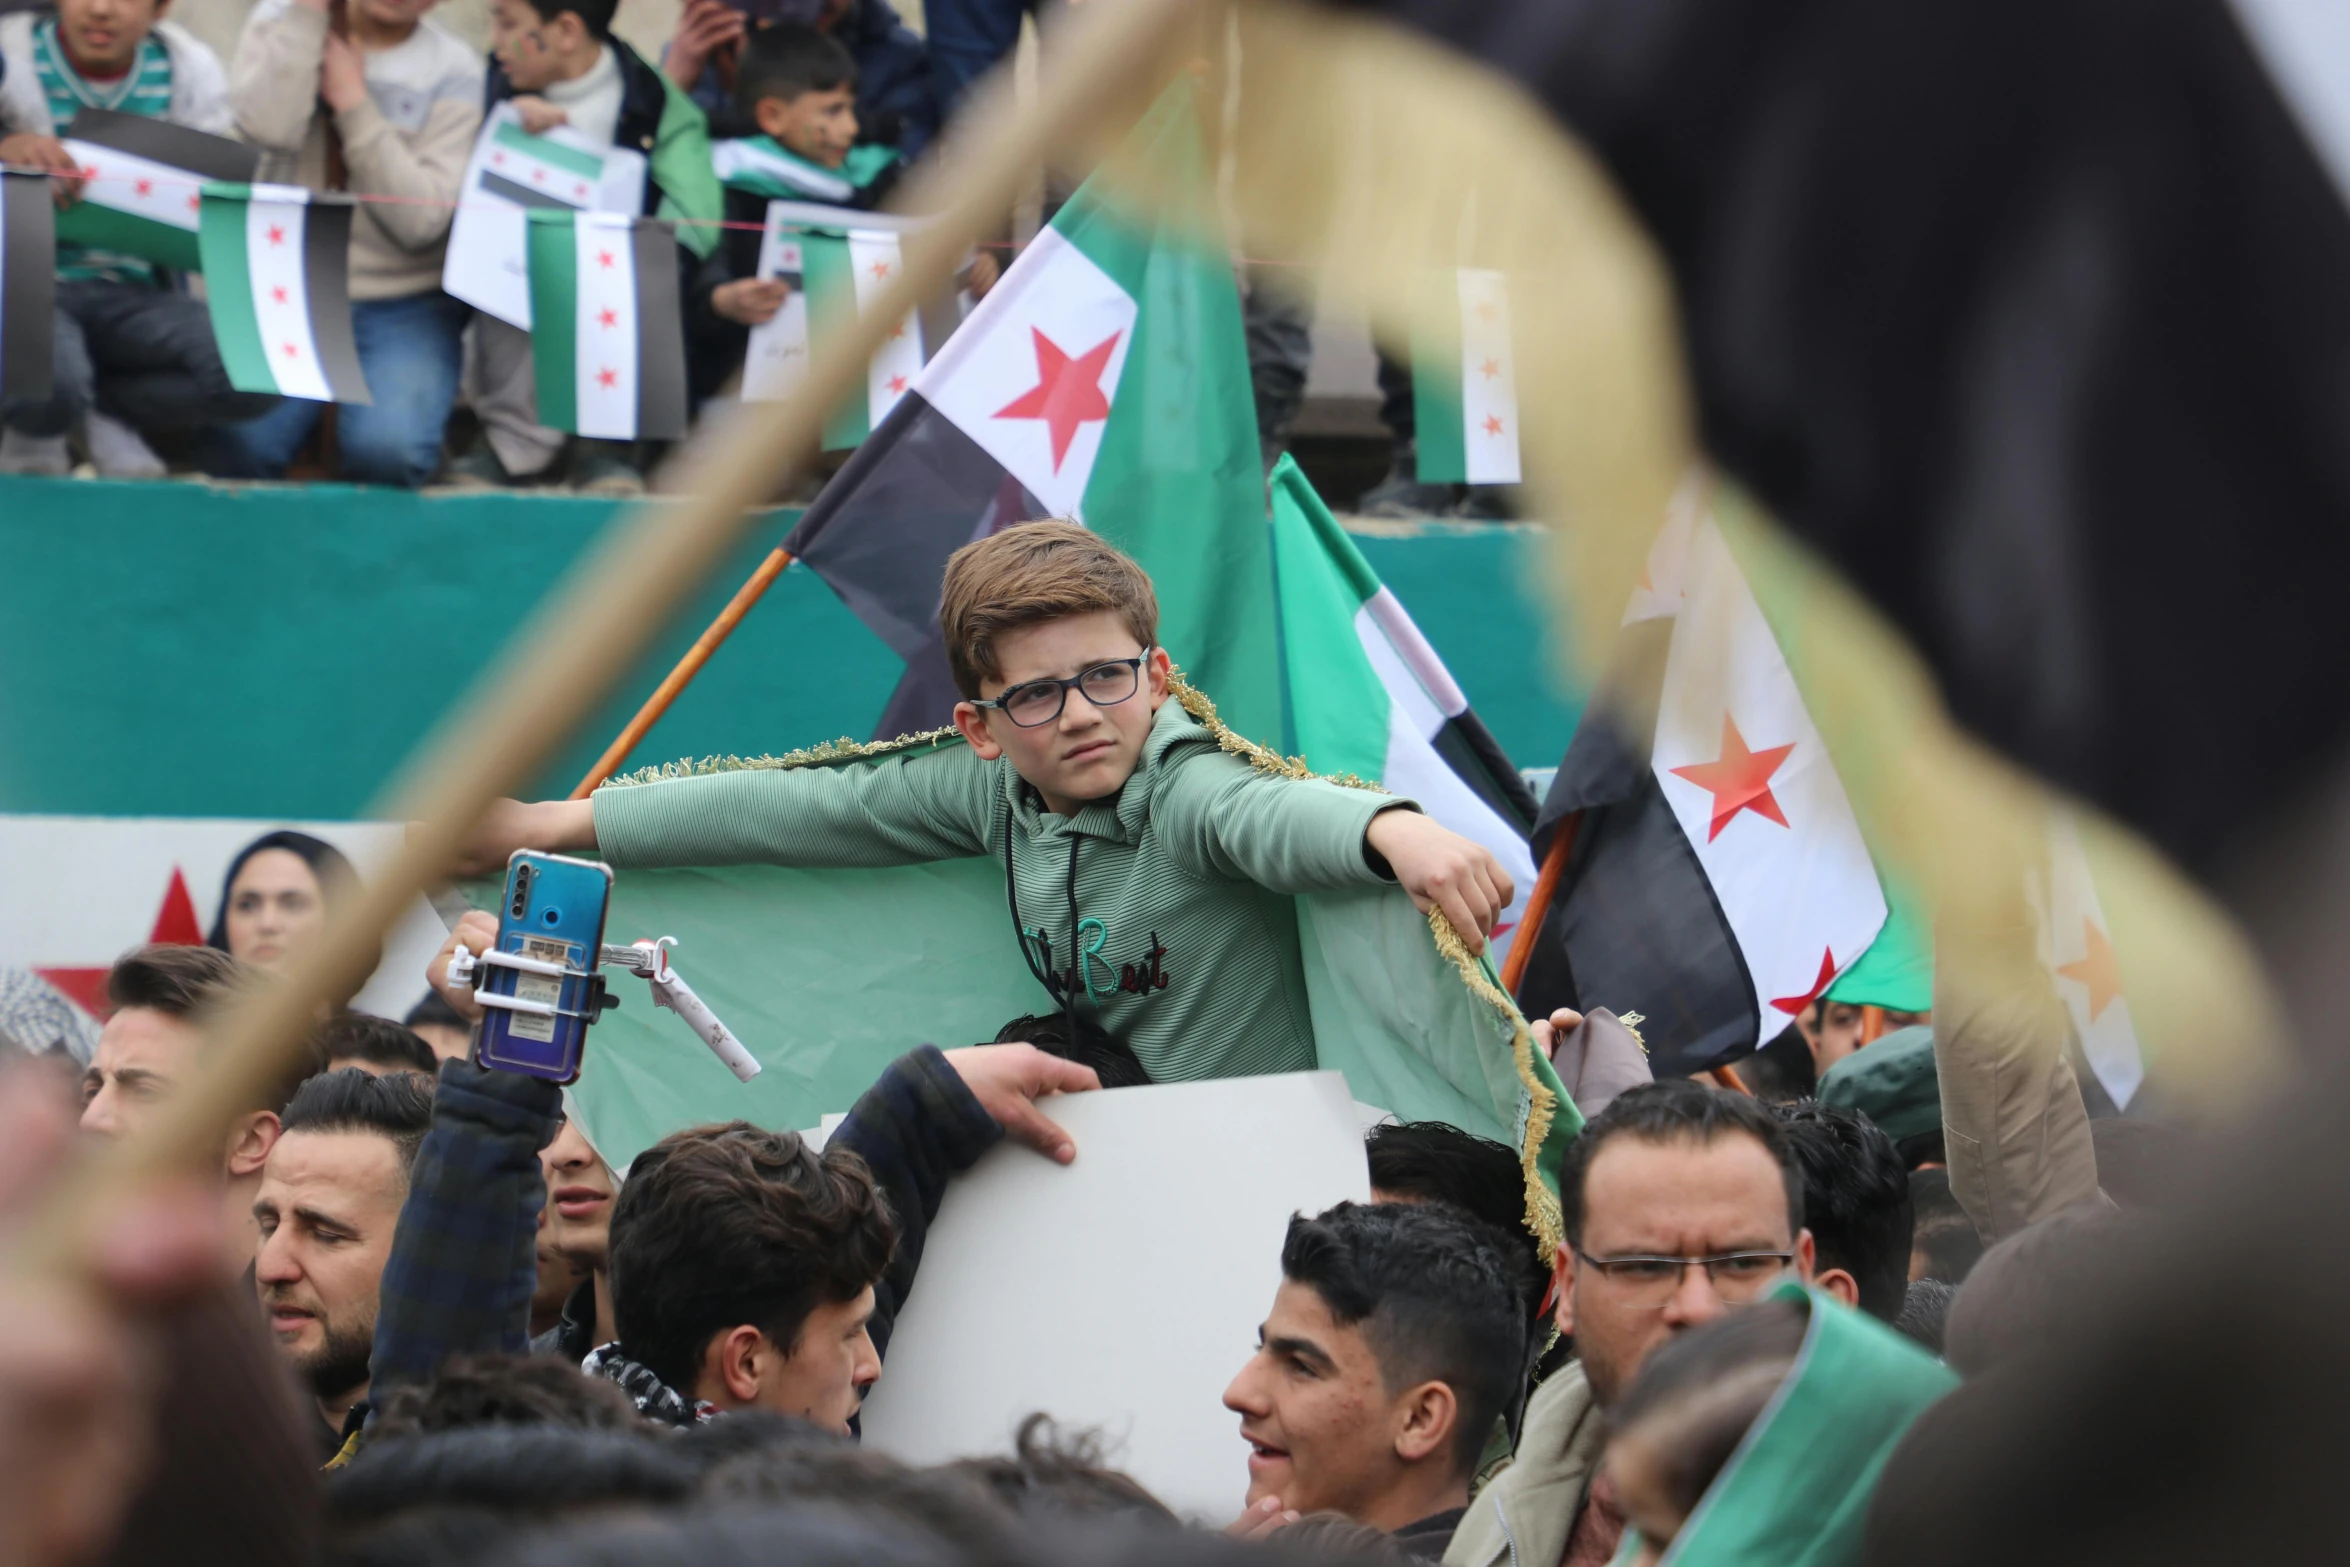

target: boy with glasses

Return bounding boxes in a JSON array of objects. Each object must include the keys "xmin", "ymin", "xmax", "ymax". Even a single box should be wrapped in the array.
[
  {"xmin": 1444, "ymin": 1080, "xmax": 1814, "ymax": 1567},
  {"xmin": 461, "ymin": 519, "xmax": 1511, "ymax": 1084}
]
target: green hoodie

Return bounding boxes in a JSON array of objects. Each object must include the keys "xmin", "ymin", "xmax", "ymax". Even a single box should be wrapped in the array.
[{"xmin": 1626, "ymin": 1285, "xmax": 1957, "ymax": 1567}]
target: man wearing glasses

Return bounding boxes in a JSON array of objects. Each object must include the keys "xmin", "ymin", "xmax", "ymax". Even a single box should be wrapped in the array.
[{"xmin": 1443, "ymin": 1080, "xmax": 1814, "ymax": 1567}]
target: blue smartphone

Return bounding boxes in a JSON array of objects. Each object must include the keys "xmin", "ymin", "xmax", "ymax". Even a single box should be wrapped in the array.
[{"xmin": 475, "ymin": 850, "xmax": 613, "ymax": 1083}]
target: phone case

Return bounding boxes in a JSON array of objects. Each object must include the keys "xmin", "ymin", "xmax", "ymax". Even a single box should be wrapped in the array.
[{"xmin": 475, "ymin": 851, "xmax": 613, "ymax": 1083}]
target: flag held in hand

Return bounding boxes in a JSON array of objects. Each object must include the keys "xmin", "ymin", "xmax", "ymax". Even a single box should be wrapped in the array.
[
  {"xmin": 57, "ymin": 108, "xmax": 258, "ymax": 273},
  {"xmin": 527, "ymin": 209, "xmax": 688, "ymax": 441},
  {"xmin": 1414, "ymin": 268, "xmax": 1521, "ymax": 486},
  {"xmin": 197, "ymin": 183, "xmax": 370, "ymax": 404}
]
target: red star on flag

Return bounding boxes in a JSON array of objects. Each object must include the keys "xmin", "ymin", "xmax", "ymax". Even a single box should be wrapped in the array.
[
  {"xmin": 598, "ymin": 250, "xmax": 614, "ymax": 268},
  {"xmin": 1669, "ymin": 714, "xmax": 1796, "ymax": 841},
  {"xmin": 492, "ymin": 151, "xmax": 506, "ymax": 166},
  {"xmin": 870, "ymin": 259, "xmax": 892, "ymax": 278},
  {"xmin": 598, "ymin": 307, "xmax": 618, "ymax": 328},
  {"xmin": 886, "ymin": 374, "xmax": 908, "ymax": 394},
  {"xmin": 1769, "ymin": 948, "xmax": 1840, "ymax": 1016},
  {"xmin": 887, "ymin": 322, "xmax": 907, "ymax": 341},
  {"xmin": 186, "ymin": 194, "xmax": 200, "ymax": 212},
  {"xmin": 532, "ymin": 167, "xmax": 546, "ymax": 183},
  {"xmin": 281, "ymin": 342, "xmax": 300, "ymax": 358},
  {"xmin": 993, "ymin": 326, "xmax": 1120, "ymax": 472},
  {"xmin": 1481, "ymin": 414, "xmax": 1505, "ymax": 436},
  {"xmin": 36, "ymin": 869, "xmax": 206, "ymax": 1018},
  {"xmin": 1479, "ymin": 358, "xmax": 1501, "ymax": 379},
  {"xmin": 597, "ymin": 367, "xmax": 618, "ymax": 388},
  {"xmin": 271, "ymin": 285, "xmax": 288, "ymax": 304},
  {"xmin": 134, "ymin": 177, "xmax": 153, "ymax": 197},
  {"xmin": 574, "ymin": 182, "xmax": 588, "ymax": 198},
  {"xmin": 1474, "ymin": 300, "xmax": 1497, "ymax": 321},
  {"xmin": 2058, "ymin": 919, "xmax": 2123, "ymax": 1021},
  {"xmin": 266, "ymin": 225, "xmax": 286, "ymax": 246}
]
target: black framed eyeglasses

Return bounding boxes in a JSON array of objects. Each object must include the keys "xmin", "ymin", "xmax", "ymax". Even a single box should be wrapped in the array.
[
  {"xmin": 1573, "ymin": 1249, "xmax": 1797, "ymax": 1309},
  {"xmin": 971, "ymin": 652, "xmax": 1152, "ymax": 728}
]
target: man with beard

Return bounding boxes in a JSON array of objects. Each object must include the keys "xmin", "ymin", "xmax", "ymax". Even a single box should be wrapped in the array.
[{"xmin": 252, "ymin": 1068, "xmax": 433, "ymax": 1459}]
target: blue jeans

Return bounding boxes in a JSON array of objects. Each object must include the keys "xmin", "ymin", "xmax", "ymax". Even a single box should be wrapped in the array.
[{"xmin": 203, "ymin": 291, "xmax": 469, "ymax": 488}]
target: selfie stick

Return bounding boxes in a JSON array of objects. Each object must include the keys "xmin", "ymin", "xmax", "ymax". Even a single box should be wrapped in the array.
[{"xmin": 447, "ymin": 937, "xmax": 762, "ymax": 1083}]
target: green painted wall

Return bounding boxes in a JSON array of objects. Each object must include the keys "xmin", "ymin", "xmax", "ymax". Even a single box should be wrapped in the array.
[{"xmin": 0, "ymin": 477, "xmax": 1581, "ymax": 818}]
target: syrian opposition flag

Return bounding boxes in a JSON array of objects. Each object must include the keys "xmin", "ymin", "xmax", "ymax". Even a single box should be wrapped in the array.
[
  {"xmin": 1511, "ymin": 486, "xmax": 1890, "ymax": 1074},
  {"xmin": 1270, "ymin": 455, "xmax": 1540, "ymax": 952},
  {"xmin": 526, "ymin": 210, "xmax": 688, "ymax": 441},
  {"xmin": 1, "ymin": 171, "xmax": 54, "ymax": 402},
  {"xmin": 773, "ymin": 81, "xmax": 1281, "ymax": 744},
  {"xmin": 1413, "ymin": 269, "xmax": 1520, "ymax": 486},
  {"xmin": 58, "ymin": 108, "xmax": 258, "ymax": 272},
  {"xmin": 197, "ymin": 184, "xmax": 369, "ymax": 403},
  {"xmin": 740, "ymin": 213, "xmax": 959, "ymax": 451},
  {"xmin": 2031, "ymin": 807, "xmax": 2146, "ymax": 1110}
]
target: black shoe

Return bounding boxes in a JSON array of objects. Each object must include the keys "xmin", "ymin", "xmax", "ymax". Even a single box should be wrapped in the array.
[
  {"xmin": 1452, "ymin": 484, "xmax": 1516, "ymax": 521},
  {"xmin": 1356, "ymin": 462, "xmax": 1462, "ymax": 519},
  {"xmin": 441, "ymin": 437, "xmax": 523, "ymax": 489},
  {"xmin": 568, "ymin": 439, "xmax": 646, "ymax": 498}
]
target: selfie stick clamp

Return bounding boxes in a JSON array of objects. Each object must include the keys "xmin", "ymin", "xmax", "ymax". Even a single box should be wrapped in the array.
[{"xmin": 446, "ymin": 937, "xmax": 762, "ymax": 1085}]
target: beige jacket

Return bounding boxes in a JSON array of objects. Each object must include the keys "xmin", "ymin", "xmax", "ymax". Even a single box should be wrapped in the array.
[
  {"xmin": 228, "ymin": 0, "xmax": 482, "ymax": 300},
  {"xmin": 1442, "ymin": 1363, "xmax": 1609, "ymax": 1567},
  {"xmin": 1934, "ymin": 897, "xmax": 2106, "ymax": 1244}
]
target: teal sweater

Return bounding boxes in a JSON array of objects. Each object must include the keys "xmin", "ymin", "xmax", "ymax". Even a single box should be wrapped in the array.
[{"xmin": 592, "ymin": 699, "xmax": 1407, "ymax": 1082}]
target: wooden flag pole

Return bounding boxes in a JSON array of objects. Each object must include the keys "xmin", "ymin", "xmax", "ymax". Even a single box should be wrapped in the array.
[
  {"xmin": 1499, "ymin": 812, "xmax": 1577, "ymax": 997},
  {"xmin": 2, "ymin": 0, "xmax": 1197, "ymax": 1286},
  {"xmin": 569, "ymin": 546, "xmax": 797, "ymax": 798}
]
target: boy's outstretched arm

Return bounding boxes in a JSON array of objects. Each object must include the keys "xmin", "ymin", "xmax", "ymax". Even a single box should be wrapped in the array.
[
  {"xmin": 1363, "ymin": 809, "xmax": 1516, "ymax": 955},
  {"xmin": 456, "ymin": 799, "xmax": 598, "ymax": 876}
]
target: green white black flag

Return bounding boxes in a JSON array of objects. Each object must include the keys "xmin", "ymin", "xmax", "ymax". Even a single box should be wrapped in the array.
[
  {"xmin": 1, "ymin": 171, "xmax": 54, "ymax": 402},
  {"xmin": 197, "ymin": 183, "xmax": 369, "ymax": 403},
  {"xmin": 1414, "ymin": 268, "xmax": 1521, "ymax": 485},
  {"xmin": 59, "ymin": 107, "xmax": 258, "ymax": 273}
]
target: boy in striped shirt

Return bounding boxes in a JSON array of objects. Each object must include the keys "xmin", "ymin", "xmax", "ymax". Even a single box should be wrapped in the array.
[
  {"xmin": 460, "ymin": 522, "xmax": 1514, "ymax": 1086},
  {"xmin": 0, "ymin": 0, "xmax": 277, "ymax": 476}
]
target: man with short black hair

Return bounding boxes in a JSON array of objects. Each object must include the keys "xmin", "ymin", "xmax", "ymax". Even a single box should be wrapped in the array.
[
  {"xmin": 312, "ymin": 1012, "xmax": 439, "ymax": 1077},
  {"xmin": 80, "ymin": 943, "xmax": 327, "ymax": 1271},
  {"xmin": 1224, "ymin": 1202, "xmax": 1529, "ymax": 1557},
  {"xmin": 253, "ymin": 1066, "xmax": 434, "ymax": 1456},
  {"xmin": 1770, "ymin": 1100, "xmax": 1914, "ymax": 1322},
  {"xmin": 1445, "ymin": 1079, "xmax": 1815, "ymax": 1567}
]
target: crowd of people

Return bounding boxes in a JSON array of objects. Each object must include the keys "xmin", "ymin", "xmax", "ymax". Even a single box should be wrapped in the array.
[
  {"xmin": 0, "ymin": 520, "xmax": 2191, "ymax": 1567},
  {"xmin": 0, "ymin": 0, "xmax": 987, "ymax": 493}
]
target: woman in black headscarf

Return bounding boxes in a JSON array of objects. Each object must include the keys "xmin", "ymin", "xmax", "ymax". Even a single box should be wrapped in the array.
[{"xmin": 205, "ymin": 831, "xmax": 359, "ymax": 974}]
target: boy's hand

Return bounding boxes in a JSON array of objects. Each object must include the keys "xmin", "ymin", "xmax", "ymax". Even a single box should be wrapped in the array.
[
  {"xmin": 443, "ymin": 797, "xmax": 598, "ymax": 878},
  {"xmin": 1529, "ymin": 1007, "xmax": 1586, "ymax": 1062},
  {"xmin": 0, "ymin": 135, "xmax": 83, "ymax": 206},
  {"xmin": 512, "ymin": 96, "xmax": 569, "ymax": 135},
  {"xmin": 426, "ymin": 909, "xmax": 500, "ymax": 1023},
  {"xmin": 319, "ymin": 33, "xmax": 369, "ymax": 113},
  {"xmin": 665, "ymin": 0, "xmax": 745, "ymax": 91},
  {"xmin": 941, "ymin": 1044, "xmax": 1100, "ymax": 1165},
  {"xmin": 1365, "ymin": 809, "xmax": 1515, "ymax": 955},
  {"xmin": 964, "ymin": 249, "xmax": 1001, "ymax": 300},
  {"xmin": 713, "ymin": 277, "xmax": 789, "ymax": 325}
]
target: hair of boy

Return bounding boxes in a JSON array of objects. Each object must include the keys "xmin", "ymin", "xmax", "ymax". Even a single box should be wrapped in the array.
[
  {"xmin": 278, "ymin": 1066, "xmax": 436, "ymax": 1172},
  {"xmin": 938, "ymin": 521, "xmax": 1162, "ymax": 701},
  {"xmin": 990, "ymin": 1013, "xmax": 1152, "ymax": 1089},
  {"xmin": 107, "ymin": 942, "xmax": 329, "ymax": 1114},
  {"xmin": 403, "ymin": 988, "xmax": 469, "ymax": 1032},
  {"xmin": 1907, "ymin": 1168, "xmax": 1984, "ymax": 1284},
  {"xmin": 1604, "ymin": 1297, "xmax": 1807, "ymax": 1524},
  {"xmin": 1278, "ymin": 1200, "xmax": 1531, "ymax": 1475},
  {"xmin": 311, "ymin": 1012, "xmax": 440, "ymax": 1076},
  {"xmin": 323, "ymin": 1424, "xmax": 698, "ymax": 1533},
  {"xmin": 1559, "ymin": 1079, "xmax": 1807, "ymax": 1252},
  {"xmin": 1768, "ymin": 1100, "xmax": 1914, "ymax": 1322},
  {"xmin": 936, "ymin": 1413, "xmax": 1179, "ymax": 1527},
  {"xmin": 1895, "ymin": 1277, "xmax": 1956, "ymax": 1355},
  {"xmin": 1729, "ymin": 1022, "xmax": 1817, "ymax": 1103},
  {"xmin": 700, "ymin": 1439, "xmax": 1027, "ymax": 1566},
  {"xmin": 732, "ymin": 22, "xmax": 858, "ymax": 116},
  {"xmin": 606, "ymin": 1122, "xmax": 898, "ymax": 1396},
  {"xmin": 367, "ymin": 1353, "xmax": 645, "ymax": 1441},
  {"xmin": 511, "ymin": 0, "xmax": 619, "ymax": 43},
  {"xmin": 1365, "ymin": 1121, "xmax": 1528, "ymax": 1244}
]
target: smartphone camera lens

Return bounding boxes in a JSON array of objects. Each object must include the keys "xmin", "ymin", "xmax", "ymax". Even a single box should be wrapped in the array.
[
  {"xmin": 511, "ymin": 864, "xmax": 532, "ymax": 920},
  {"xmin": 541, "ymin": 907, "xmax": 561, "ymax": 928}
]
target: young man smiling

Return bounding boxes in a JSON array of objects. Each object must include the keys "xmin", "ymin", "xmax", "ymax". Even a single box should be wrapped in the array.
[
  {"xmin": 1224, "ymin": 1202, "xmax": 1531, "ymax": 1557},
  {"xmin": 463, "ymin": 521, "xmax": 1512, "ymax": 1086}
]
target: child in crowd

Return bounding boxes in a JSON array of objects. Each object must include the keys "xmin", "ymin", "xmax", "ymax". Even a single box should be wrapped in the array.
[
  {"xmin": 0, "ymin": 0, "xmax": 277, "ymax": 477},
  {"xmin": 463, "ymin": 522, "xmax": 1515, "ymax": 1086},
  {"xmin": 688, "ymin": 24, "xmax": 900, "ymax": 400},
  {"xmin": 662, "ymin": 0, "xmax": 934, "ymax": 160},
  {"xmin": 444, "ymin": 0, "xmax": 723, "ymax": 495},
  {"xmin": 214, "ymin": 0, "xmax": 481, "ymax": 487}
]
